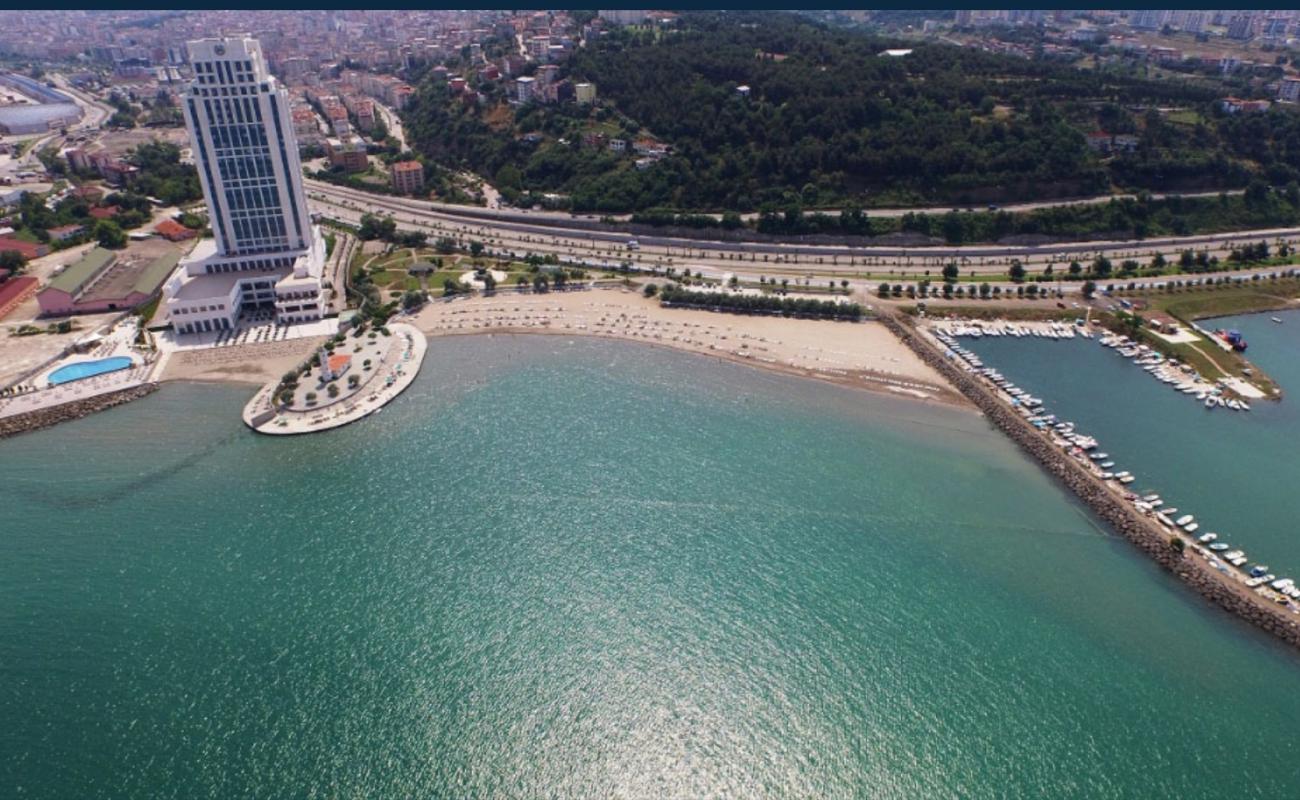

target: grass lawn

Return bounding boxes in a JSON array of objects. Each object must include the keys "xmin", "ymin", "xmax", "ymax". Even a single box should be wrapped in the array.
[
  {"xmin": 1105, "ymin": 279, "xmax": 1300, "ymax": 391},
  {"xmin": 1143, "ymin": 278, "xmax": 1300, "ymax": 321},
  {"xmin": 1165, "ymin": 109, "xmax": 1203, "ymax": 126}
]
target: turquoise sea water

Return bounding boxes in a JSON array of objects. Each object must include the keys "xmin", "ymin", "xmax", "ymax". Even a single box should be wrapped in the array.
[{"xmin": 5, "ymin": 334, "xmax": 1300, "ymax": 798}]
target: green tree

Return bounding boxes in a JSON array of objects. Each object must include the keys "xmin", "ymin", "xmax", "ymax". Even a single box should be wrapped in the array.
[
  {"xmin": 358, "ymin": 213, "xmax": 396, "ymax": 241},
  {"xmin": 0, "ymin": 249, "xmax": 27, "ymax": 273},
  {"xmin": 942, "ymin": 262, "xmax": 959, "ymax": 283},
  {"xmin": 94, "ymin": 219, "xmax": 126, "ymax": 249},
  {"xmin": 1008, "ymin": 260, "xmax": 1027, "ymax": 283},
  {"xmin": 401, "ymin": 290, "xmax": 425, "ymax": 310}
]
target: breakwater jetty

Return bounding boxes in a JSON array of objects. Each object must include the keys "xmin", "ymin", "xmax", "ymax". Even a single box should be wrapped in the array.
[
  {"xmin": 0, "ymin": 383, "xmax": 159, "ymax": 440},
  {"xmin": 881, "ymin": 312, "xmax": 1300, "ymax": 650}
]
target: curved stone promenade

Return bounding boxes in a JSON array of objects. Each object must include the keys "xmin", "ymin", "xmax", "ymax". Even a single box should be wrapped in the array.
[{"xmin": 241, "ymin": 322, "xmax": 427, "ymax": 435}]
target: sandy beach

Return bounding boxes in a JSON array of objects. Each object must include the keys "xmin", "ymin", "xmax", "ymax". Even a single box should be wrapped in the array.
[
  {"xmin": 410, "ymin": 288, "xmax": 963, "ymax": 405},
  {"xmin": 152, "ymin": 288, "xmax": 961, "ymax": 405},
  {"xmin": 159, "ymin": 335, "xmax": 328, "ymax": 385}
]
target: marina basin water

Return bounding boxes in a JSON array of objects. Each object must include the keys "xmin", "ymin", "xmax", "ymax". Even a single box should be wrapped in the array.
[{"xmin": 964, "ymin": 309, "xmax": 1300, "ymax": 576}]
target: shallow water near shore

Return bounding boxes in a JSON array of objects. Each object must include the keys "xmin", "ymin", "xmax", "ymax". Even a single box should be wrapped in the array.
[{"xmin": 5, "ymin": 334, "xmax": 1300, "ymax": 798}]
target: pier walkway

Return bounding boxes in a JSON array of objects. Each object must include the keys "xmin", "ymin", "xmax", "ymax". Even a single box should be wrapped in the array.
[{"xmin": 241, "ymin": 322, "xmax": 426, "ymax": 435}]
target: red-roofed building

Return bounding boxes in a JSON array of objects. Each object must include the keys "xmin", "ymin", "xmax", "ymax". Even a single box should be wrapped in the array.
[
  {"xmin": 155, "ymin": 219, "xmax": 197, "ymax": 241},
  {"xmin": 327, "ymin": 353, "xmax": 352, "ymax": 375},
  {"xmin": 0, "ymin": 275, "xmax": 38, "ymax": 319},
  {"xmin": 0, "ymin": 238, "xmax": 50, "ymax": 260},
  {"xmin": 89, "ymin": 205, "xmax": 119, "ymax": 220}
]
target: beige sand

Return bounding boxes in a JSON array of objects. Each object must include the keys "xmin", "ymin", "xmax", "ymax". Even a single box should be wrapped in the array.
[
  {"xmin": 411, "ymin": 288, "xmax": 963, "ymax": 405},
  {"xmin": 160, "ymin": 335, "xmax": 328, "ymax": 385}
]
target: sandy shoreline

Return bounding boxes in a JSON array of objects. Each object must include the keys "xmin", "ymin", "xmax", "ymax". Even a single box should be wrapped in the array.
[
  {"xmin": 159, "ymin": 335, "xmax": 328, "ymax": 386},
  {"xmin": 155, "ymin": 288, "xmax": 964, "ymax": 407},
  {"xmin": 409, "ymin": 289, "xmax": 965, "ymax": 407}
]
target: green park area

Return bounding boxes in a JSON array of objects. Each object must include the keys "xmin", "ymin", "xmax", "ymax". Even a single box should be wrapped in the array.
[{"xmin": 348, "ymin": 245, "xmax": 598, "ymax": 300}]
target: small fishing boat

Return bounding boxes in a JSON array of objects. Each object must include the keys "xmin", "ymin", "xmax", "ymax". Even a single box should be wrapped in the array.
[
  {"xmin": 1209, "ymin": 542, "xmax": 1231, "ymax": 552},
  {"xmin": 1272, "ymin": 317, "xmax": 1283, "ymax": 324},
  {"xmin": 1175, "ymin": 514, "xmax": 1195, "ymax": 526},
  {"xmin": 1183, "ymin": 522, "xmax": 1199, "ymax": 533},
  {"xmin": 1197, "ymin": 532, "xmax": 1218, "ymax": 543}
]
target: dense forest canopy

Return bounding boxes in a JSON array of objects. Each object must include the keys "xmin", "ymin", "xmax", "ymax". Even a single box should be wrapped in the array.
[{"xmin": 401, "ymin": 11, "xmax": 1299, "ymax": 214}]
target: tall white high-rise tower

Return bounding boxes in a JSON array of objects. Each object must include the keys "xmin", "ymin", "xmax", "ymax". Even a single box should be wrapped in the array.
[{"xmin": 165, "ymin": 34, "xmax": 327, "ymax": 336}]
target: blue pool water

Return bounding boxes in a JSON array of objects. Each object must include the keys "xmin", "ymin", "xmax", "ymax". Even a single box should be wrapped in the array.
[{"xmin": 47, "ymin": 356, "xmax": 133, "ymax": 385}]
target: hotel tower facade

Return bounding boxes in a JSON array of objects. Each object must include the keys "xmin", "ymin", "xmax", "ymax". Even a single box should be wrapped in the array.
[{"xmin": 164, "ymin": 35, "xmax": 327, "ymax": 335}]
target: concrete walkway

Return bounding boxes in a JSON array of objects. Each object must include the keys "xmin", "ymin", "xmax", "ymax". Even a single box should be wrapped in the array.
[{"xmin": 242, "ymin": 322, "xmax": 426, "ymax": 435}]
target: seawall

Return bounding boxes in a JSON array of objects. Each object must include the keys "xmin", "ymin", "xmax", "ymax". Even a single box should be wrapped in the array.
[
  {"xmin": 0, "ymin": 383, "xmax": 159, "ymax": 440},
  {"xmin": 880, "ymin": 312, "xmax": 1300, "ymax": 651}
]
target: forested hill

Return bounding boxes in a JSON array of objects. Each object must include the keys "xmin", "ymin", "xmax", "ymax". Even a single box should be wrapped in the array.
[{"xmin": 402, "ymin": 12, "xmax": 1267, "ymax": 213}]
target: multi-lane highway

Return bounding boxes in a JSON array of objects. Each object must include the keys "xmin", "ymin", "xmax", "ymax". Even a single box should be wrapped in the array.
[{"xmin": 308, "ymin": 179, "xmax": 1300, "ymax": 278}]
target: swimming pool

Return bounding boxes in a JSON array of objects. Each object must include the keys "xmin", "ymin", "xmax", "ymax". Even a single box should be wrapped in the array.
[{"xmin": 47, "ymin": 356, "xmax": 134, "ymax": 385}]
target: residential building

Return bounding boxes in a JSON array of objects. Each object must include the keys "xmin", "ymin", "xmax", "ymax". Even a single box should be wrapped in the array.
[
  {"xmin": 1220, "ymin": 97, "xmax": 1272, "ymax": 114},
  {"xmin": 1279, "ymin": 77, "xmax": 1300, "ymax": 104},
  {"xmin": 575, "ymin": 82, "xmax": 596, "ymax": 105},
  {"xmin": 1227, "ymin": 15, "xmax": 1254, "ymax": 40},
  {"xmin": 164, "ymin": 34, "xmax": 327, "ymax": 335},
  {"xmin": 389, "ymin": 160, "xmax": 424, "ymax": 194},
  {"xmin": 48, "ymin": 223, "xmax": 86, "ymax": 243},
  {"xmin": 514, "ymin": 75, "xmax": 535, "ymax": 104},
  {"xmin": 325, "ymin": 135, "xmax": 368, "ymax": 172}
]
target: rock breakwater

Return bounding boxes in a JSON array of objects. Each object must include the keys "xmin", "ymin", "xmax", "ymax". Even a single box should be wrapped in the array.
[
  {"xmin": 0, "ymin": 384, "xmax": 159, "ymax": 440},
  {"xmin": 881, "ymin": 313, "xmax": 1300, "ymax": 650}
]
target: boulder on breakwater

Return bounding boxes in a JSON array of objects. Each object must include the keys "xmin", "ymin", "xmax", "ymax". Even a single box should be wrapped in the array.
[{"xmin": 0, "ymin": 384, "xmax": 159, "ymax": 440}]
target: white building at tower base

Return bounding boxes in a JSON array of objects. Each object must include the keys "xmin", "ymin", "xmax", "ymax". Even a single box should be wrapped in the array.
[{"xmin": 163, "ymin": 225, "xmax": 327, "ymax": 334}]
